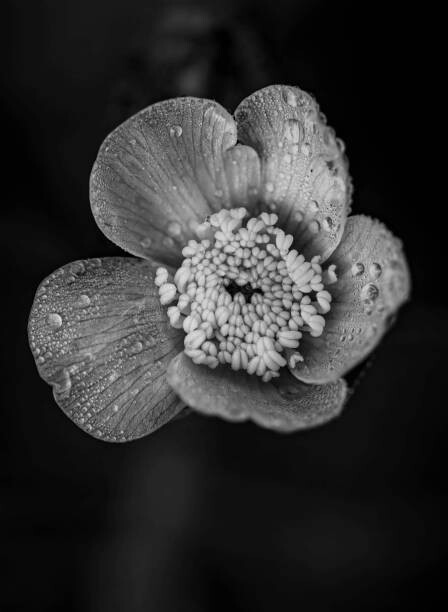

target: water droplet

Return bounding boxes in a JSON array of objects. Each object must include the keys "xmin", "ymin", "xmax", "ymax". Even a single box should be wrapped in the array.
[
  {"xmin": 369, "ymin": 262, "xmax": 382, "ymax": 279},
  {"xmin": 351, "ymin": 262, "xmax": 364, "ymax": 276},
  {"xmin": 301, "ymin": 143, "xmax": 311, "ymax": 157},
  {"xmin": 215, "ymin": 189, "xmax": 223, "ymax": 198},
  {"xmin": 133, "ymin": 341, "xmax": 143, "ymax": 353},
  {"xmin": 69, "ymin": 262, "xmax": 85, "ymax": 275},
  {"xmin": 167, "ymin": 221, "xmax": 182, "ymax": 238},
  {"xmin": 285, "ymin": 89, "xmax": 297, "ymax": 107},
  {"xmin": 322, "ymin": 216, "xmax": 333, "ymax": 232},
  {"xmin": 309, "ymin": 200, "xmax": 319, "ymax": 214},
  {"xmin": 284, "ymin": 119, "xmax": 302, "ymax": 144},
  {"xmin": 169, "ymin": 125, "xmax": 183, "ymax": 138},
  {"xmin": 266, "ymin": 182, "xmax": 275, "ymax": 193},
  {"xmin": 140, "ymin": 236, "xmax": 152, "ymax": 248},
  {"xmin": 76, "ymin": 294, "xmax": 91, "ymax": 308},
  {"xmin": 361, "ymin": 283, "xmax": 379, "ymax": 303},
  {"xmin": 309, "ymin": 220, "xmax": 320, "ymax": 234},
  {"xmin": 47, "ymin": 313, "xmax": 62, "ymax": 329}
]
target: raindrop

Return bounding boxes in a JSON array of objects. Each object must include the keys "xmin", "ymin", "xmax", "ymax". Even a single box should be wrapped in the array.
[
  {"xmin": 284, "ymin": 119, "xmax": 302, "ymax": 144},
  {"xmin": 169, "ymin": 125, "xmax": 183, "ymax": 138},
  {"xmin": 134, "ymin": 341, "xmax": 143, "ymax": 353},
  {"xmin": 322, "ymin": 217, "xmax": 333, "ymax": 232},
  {"xmin": 69, "ymin": 262, "xmax": 85, "ymax": 275},
  {"xmin": 351, "ymin": 262, "xmax": 365, "ymax": 276},
  {"xmin": 285, "ymin": 90, "xmax": 298, "ymax": 107},
  {"xmin": 140, "ymin": 236, "xmax": 152, "ymax": 248},
  {"xmin": 361, "ymin": 283, "xmax": 379, "ymax": 302},
  {"xmin": 167, "ymin": 221, "xmax": 182, "ymax": 238},
  {"xmin": 301, "ymin": 143, "xmax": 311, "ymax": 157},
  {"xmin": 76, "ymin": 294, "xmax": 91, "ymax": 308},
  {"xmin": 47, "ymin": 313, "xmax": 62, "ymax": 329},
  {"xmin": 309, "ymin": 200, "xmax": 319, "ymax": 214},
  {"xmin": 369, "ymin": 262, "xmax": 382, "ymax": 279}
]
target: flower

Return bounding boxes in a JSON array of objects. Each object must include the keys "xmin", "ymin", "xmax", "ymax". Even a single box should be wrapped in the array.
[{"xmin": 28, "ymin": 85, "xmax": 410, "ymax": 442}]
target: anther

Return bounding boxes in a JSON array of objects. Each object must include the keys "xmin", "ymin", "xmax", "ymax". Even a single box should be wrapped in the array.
[{"xmin": 156, "ymin": 207, "xmax": 336, "ymax": 380}]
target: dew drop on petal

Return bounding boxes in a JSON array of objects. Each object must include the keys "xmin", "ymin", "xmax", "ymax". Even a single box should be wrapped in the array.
[
  {"xmin": 361, "ymin": 283, "xmax": 379, "ymax": 303},
  {"xmin": 169, "ymin": 125, "xmax": 183, "ymax": 138},
  {"xmin": 351, "ymin": 262, "xmax": 365, "ymax": 276},
  {"xmin": 369, "ymin": 262, "xmax": 382, "ymax": 279},
  {"xmin": 140, "ymin": 236, "xmax": 152, "ymax": 248},
  {"xmin": 301, "ymin": 143, "xmax": 311, "ymax": 156},
  {"xmin": 322, "ymin": 216, "xmax": 333, "ymax": 232},
  {"xmin": 167, "ymin": 221, "xmax": 182, "ymax": 238},
  {"xmin": 76, "ymin": 294, "xmax": 91, "ymax": 308},
  {"xmin": 47, "ymin": 313, "xmax": 62, "ymax": 329},
  {"xmin": 309, "ymin": 200, "xmax": 319, "ymax": 214},
  {"xmin": 285, "ymin": 89, "xmax": 297, "ymax": 107}
]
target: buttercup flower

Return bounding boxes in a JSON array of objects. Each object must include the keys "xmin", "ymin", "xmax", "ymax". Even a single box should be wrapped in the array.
[{"xmin": 28, "ymin": 85, "xmax": 410, "ymax": 442}]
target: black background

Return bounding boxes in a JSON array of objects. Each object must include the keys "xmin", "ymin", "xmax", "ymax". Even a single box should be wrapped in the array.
[{"xmin": 1, "ymin": 1, "xmax": 446, "ymax": 611}]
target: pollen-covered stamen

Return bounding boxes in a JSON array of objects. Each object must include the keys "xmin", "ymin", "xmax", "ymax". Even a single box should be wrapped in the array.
[{"xmin": 156, "ymin": 208, "xmax": 337, "ymax": 381}]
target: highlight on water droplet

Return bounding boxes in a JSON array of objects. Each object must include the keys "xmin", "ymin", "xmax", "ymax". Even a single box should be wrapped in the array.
[{"xmin": 47, "ymin": 312, "xmax": 62, "ymax": 329}]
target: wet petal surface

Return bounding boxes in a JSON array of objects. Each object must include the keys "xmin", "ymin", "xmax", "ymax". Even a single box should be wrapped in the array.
[
  {"xmin": 290, "ymin": 215, "xmax": 411, "ymax": 383},
  {"xmin": 167, "ymin": 352, "xmax": 347, "ymax": 432},
  {"xmin": 91, "ymin": 98, "xmax": 261, "ymax": 266},
  {"xmin": 235, "ymin": 84, "xmax": 352, "ymax": 261},
  {"xmin": 28, "ymin": 257, "xmax": 185, "ymax": 442}
]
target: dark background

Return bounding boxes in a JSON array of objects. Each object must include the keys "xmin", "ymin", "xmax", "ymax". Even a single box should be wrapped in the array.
[{"xmin": 1, "ymin": 1, "xmax": 446, "ymax": 610}]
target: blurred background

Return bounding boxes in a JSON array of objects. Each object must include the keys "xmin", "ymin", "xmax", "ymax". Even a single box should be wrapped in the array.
[{"xmin": 1, "ymin": 1, "xmax": 445, "ymax": 610}]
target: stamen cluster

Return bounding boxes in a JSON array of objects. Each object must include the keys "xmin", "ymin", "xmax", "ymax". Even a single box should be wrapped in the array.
[{"xmin": 156, "ymin": 208, "xmax": 336, "ymax": 382}]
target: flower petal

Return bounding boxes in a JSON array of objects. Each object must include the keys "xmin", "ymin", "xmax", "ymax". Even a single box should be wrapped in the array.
[
  {"xmin": 235, "ymin": 84, "xmax": 352, "ymax": 260},
  {"xmin": 290, "ymin": 215, "xmax": 411, "ymax": 383},
  {"xmin": 28, "ymin": 257, "xmax": 185, "ymax": 442},
  {"xmin": 167, "ymin": 352, "xmax": 347, "ymax": 432},
  {"xmin": 90, "ymin": 98, "xmax": 261, "ymax": 266}
]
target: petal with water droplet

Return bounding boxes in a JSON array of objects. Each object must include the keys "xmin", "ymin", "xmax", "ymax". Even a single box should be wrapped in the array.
[
  {"xmin": 290, "ymin": 215, "xmax": 411, "ymax": 384},
  {"xmin": 167, "ymin": 352, "xmax": 347, "ymax": 432},
  {"xmin": 235, "ymin": 85, "xmax": 352, "ymax": 260},
  {"xmin": 28, "ymin": 257, "xmax": 185, "ymax": 442},
  {"xmin": 91, "ymin": 98, "xmax": 261, "ymax": 266}
]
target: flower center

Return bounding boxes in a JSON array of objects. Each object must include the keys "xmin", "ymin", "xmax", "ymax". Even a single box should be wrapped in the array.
[{"xmin": 156, "ymin": 208, "xmax": 337, "ymax": 382}]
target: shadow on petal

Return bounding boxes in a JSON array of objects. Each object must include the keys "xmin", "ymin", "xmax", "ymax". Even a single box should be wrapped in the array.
[
  {"xmin": 291, "ymin": 215, "xmax": 411, "ymax": 384},
  {"xmin": 28, "ymin": 257, "xmax": 185, "ymax": 442},
  {"xmin": 167, "ymin": 352, "xmax": 348, "ymax": 432},
  {"xmin": 235, "ymin": 84, "xmax": 352, "ymax": 261},
  {"xmin": 91, "ymin": 98, "xmax": 261, "ymax": 266}
]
